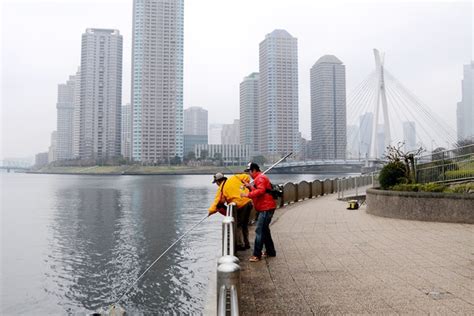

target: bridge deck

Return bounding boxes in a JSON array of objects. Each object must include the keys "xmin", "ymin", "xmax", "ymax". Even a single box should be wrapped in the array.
[{"xmin": 237, "ymin": 194, "xmax": 473, "ymax": 315}]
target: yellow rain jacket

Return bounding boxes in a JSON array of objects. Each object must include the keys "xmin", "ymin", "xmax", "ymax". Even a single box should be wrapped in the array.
[{"xmin": 208, "ymin": 174, "xmax": 252, "ymax": 215}]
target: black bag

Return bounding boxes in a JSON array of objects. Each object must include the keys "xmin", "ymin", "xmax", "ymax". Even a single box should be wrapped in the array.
[{"xmin": 266, "ymin": 183, "xmax": 283, "ymax": 199}]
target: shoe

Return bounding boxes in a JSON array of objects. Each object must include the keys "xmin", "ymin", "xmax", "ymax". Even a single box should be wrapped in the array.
[
  {"xmin": 249, "ymin": 256, "xmax": 261, "ymax": 262},
  {"xmin": 262, "ymin": 251, "xmax": 276, "ymax": 258},
  {"xmin": 236, "ymin": 245, "xmax": 246, "ymax": 251},
  {"xmin": 244, "ymin": 245, "xmax": 251, "ymax": 250}
]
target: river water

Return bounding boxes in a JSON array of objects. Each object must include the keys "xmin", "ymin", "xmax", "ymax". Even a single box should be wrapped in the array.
[{"xmin": 0, "ymin": 172, "xmax": 351, "ymax": 314}]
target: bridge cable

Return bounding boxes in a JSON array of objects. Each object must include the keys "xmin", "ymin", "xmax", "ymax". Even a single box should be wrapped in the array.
[{"xmin": 387, "ymin": 75, "xmax": 456, "ymax": 145}]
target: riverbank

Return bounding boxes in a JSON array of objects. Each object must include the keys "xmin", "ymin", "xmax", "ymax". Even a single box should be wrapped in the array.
[{"xmin": 26, "ymin": 165, "xmax": 245, "ymax": 175}]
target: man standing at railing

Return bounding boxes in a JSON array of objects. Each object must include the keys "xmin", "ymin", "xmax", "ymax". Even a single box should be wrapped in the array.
[
  {"xmin": 209, "ymin": 172, "xmax": 254, "ymax": 251},
  {"xmin": 240, "ymin": 162, "xmax": 277, "ymax": 262}
]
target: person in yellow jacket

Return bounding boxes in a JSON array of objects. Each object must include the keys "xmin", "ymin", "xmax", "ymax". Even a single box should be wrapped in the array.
[{"xmin": 209, "ymin": 172, "xmax": 253, "ymax": 250}]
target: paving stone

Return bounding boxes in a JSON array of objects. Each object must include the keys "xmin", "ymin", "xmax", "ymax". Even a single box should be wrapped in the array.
[{"xmin": 237, "ymin": 192, "xmax": 472, "ymax": 315}]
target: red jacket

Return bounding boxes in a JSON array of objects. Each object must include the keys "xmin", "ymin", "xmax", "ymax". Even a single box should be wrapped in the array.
[{"xmin": 247, "ymin": 172, "xmax": 276, "ymax": 212}]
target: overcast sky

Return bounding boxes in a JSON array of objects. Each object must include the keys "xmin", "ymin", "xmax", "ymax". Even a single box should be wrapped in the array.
[{"xmin": 1, "ymin": 0, "xmax": 472, "ymax": 159}]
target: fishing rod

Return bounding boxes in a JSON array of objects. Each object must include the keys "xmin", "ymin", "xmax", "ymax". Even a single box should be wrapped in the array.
[
  {"xmin": 110, "ymin": 153, "xmax": 291, "ymax": 310},
  {"xmin": 248, "ymin": 152, "xmax": 292, "ymax": 185},
  {"xmin": 111, "ymin": 214, "xmax": 209, "ymax": 308},
  {"xmin": 223, "ymin": 152, "xmax": 292, "ymax": 179}
]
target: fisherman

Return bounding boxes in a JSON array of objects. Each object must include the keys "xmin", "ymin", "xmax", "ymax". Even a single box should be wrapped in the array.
[
  {"xmin": 240, "ymin": 162, "xmax": 277, "ymax": 262},
  {"xmin": 209, "ymin": 172, "xmax": 253, "ymax": 251}
]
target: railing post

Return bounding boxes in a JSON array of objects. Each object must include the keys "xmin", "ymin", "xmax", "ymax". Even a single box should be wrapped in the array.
[
  {"xmin": 294, "ymin": 183, "xmax": 299, "ymax": 203},
  {"xmin": 337, "ymin": 179, "xmax": 340, "ymax": 199},
  {"xmin": 355, "ymin": 177, "xmax": 358, "ymax": 197},
  {"xmin": 216, "ymin": 262, "xmax": 241, "ymax": 316}
]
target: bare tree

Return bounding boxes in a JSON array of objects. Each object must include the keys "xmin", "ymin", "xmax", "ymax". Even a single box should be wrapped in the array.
[{"xmin": 384, "ymin": 142, "xmax": 424, "ymax": 183}]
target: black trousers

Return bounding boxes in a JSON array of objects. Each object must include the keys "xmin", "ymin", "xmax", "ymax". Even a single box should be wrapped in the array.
[{"xmin": 236, "ymin": 202, "xmax": 252, "ymax": 247}]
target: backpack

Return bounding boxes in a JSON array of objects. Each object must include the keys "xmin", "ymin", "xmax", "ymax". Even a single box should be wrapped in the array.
[{"xmin": 266, "ymin": 183, "xmax": 283, "ymax": 199}]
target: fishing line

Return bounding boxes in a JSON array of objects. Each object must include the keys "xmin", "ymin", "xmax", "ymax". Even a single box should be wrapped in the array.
[{"xmin": 111, "ymin": 214, "xmax": 209, "ymax": 307}]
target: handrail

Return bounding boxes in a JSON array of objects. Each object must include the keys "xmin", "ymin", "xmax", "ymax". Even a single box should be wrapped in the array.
[{"xmin": 217, "ymin": 203, "xmax": 240, "ymax": 316}]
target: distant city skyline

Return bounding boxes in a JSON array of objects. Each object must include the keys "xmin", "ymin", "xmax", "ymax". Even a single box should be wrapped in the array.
[{"xmin": 1, "ymin": 0, "xmax": 471, "ymax": 159}]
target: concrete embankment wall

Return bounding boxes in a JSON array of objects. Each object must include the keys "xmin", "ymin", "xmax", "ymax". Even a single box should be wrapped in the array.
[{"xmin": 366, "ymin": 188, "xmax": 474, "ymax": 224}]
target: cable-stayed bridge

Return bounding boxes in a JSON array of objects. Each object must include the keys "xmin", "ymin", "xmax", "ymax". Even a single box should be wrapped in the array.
[
  {"xmin": 272, "ymin": 48, "xmax": 456, "ymax": 172},
  {"xmin": 347, "ymin": 49, "xmax": 456, "ymax": 160}
]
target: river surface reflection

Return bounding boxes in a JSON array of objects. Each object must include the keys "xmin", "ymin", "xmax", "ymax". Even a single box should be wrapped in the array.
[{"xmin": 1, "ymin": 172, "xmax": 350, "ymax": 314}]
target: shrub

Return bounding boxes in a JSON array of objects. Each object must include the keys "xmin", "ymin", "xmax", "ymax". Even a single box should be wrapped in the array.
[
  {"xmin": 421, "ymin": 183, "xmax": 447, "ymax": 192},
  {"xmin": 379, "ymin": 161, "xmax": 407, "ymax": 189},
  {"xmin": 391, "ymin": 183, "xmax": 446, "ymax": 192},
  {"xmin": 391, "ymin": 183, "xmax": 422, "ymax": 192},
  {"xmin": 445, "ymin": 183, "xmax": 474, "ymax": 194}
]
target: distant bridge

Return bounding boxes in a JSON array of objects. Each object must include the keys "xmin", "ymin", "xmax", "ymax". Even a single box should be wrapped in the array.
[
  {"xmin": 0, "ymin": 166, "xmax": 30, "ymax": 172},
  {"xmin": 266, "ymin": 159, "xmax": 385, "ymax": 174}
]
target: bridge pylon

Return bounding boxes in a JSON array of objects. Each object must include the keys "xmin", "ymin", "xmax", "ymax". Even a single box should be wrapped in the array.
[{"xmin": 369, "ymin": 49, "xmax": 392, "ymax": 159}]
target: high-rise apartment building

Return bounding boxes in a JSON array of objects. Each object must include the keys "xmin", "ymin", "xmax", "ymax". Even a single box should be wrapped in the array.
[
  {"xmin": 222, "ymin": 119, "xmax": 240, "ymax": 145},
  {"xmin": 184, "ymin": 106, "xmax": 208, "ymax": 156},
  {"xmin": 403, "ymin": 121, "xmax": 416, "ymax": 152},
  {"xmin": 310, "ymin": 55, "xmax": 346, "ymax": 160},
  {"xmin": 209, "ymin": 124, "xmax": 223, "ymax": 145},
  {"xmin": 456, "ymin": 62, "xmax": 473, "ymax": 141},
  {"xmin": 184, "ymin": 106, "xmax": 208, "ymax": 135},
  {"xmin": 122, "ymin": 103, "xmax": 132, "ymax": 159},
  {"xmin": 132, "ymin": 0, "xmax": 184, "ymax": 163},
  {"xmin": 359, "ymin": 112, "xmax": 373, "ymax": 159},
  {"xmin": 72, "ymin": 67, "xmax": 81, "ymax": 158},
  {"xmin": 56, "ymin": 71, "xmax": 79, "ymax": 160},
  {"xmin": 346, "ymin": 124, "xmax": 359, "ymax": 159},
  {"xmin": 240, "ymin": 72, "xmax": 259, "ymax": 153},
  {"xmin": 79, "ymin": 28, "xmax": 122, "ymax": 160},
  {"xmin": 48, "ymin": 131, "xmax": 57, "ymax": 163},
  {"xmin": 259, "ymin": 29, "xmax": 299, "ymax": 160}
]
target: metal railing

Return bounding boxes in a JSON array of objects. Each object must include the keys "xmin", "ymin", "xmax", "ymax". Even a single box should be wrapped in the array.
[
  {"xmin": 416, "ymin": 144, "xmax": 474, "ymax": 184},
  {"xmin": 217, "ymin": 203, "xmax": 240, "ymax": 316},
  {"xmin": 337, "ymin": 173, "xmax": 377, "ymax": 199}
]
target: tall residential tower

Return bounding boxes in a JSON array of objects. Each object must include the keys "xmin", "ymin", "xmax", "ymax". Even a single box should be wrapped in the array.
[
  {"xmin": 131, "ymin": 0, "xmax": 184, "ymax": 163},
  {"xmin": 240, "ymin": 72, "xmax": 259, "ymax": 154},
  {"xmin": 310, "ymin": 55, "xmax": 346, "ymax": 160},
  {"xmin": 457, "ymin": 62, "xmax": 473, "ymax": 142},
  {"xmin": 259, "ymin": 29, "xmax": 299, "ymax": 160},
  {"xmin": 183, "ymin": 106, "xmax": 208, "ymax": 156},
  {"xmin": 56, "ymin": 70, "xmax": 79, "ymax": 160},
  {"xmin": 79, "ymin": 28, "xmax": 122, "ymax": 160}
]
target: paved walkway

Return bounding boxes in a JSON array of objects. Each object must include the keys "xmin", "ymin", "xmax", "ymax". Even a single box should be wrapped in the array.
[{"xmin": 238, "ymin": 194, "xmax": 473, "ymax": 315}]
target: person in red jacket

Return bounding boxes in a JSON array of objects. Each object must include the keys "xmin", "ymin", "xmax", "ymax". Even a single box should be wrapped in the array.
[{"xmin": 240, "ymin": 162, "xmax": 276, "ymax": 262}]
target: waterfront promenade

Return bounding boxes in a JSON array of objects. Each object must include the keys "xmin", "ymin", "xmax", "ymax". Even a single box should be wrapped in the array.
[{"xmin": 238, "ymin": 193, "xmax": 473, "ymax": 315}]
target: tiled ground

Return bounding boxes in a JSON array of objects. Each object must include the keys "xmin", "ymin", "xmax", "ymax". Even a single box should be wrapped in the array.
[{"xmin": 238, "ymin": 194, "xmax": 474, "ymax": 315}]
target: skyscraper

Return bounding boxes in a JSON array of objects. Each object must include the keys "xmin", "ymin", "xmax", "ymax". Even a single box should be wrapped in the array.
[
  {"xmin": 132, "ymin": 0, "xmax": 184, "ymax": 163},
  {"xmin": 122, "ymin": 103, "xmax": 132, "ymax": 159},
  {"xmin": 346, "ymin": 124, "xmax": 359, "ymax": 159},
  {"xmin": 208, "ymin": 124, "xmax": 223, "ymax": 145},
  {"xmin": 79, "ymin": 28, "xmax": 122, "ymax": 160},
  {"xmin": 56, "ymin": 71, "xmax": 79, "ymax": 160},
  {"xmin": 221, "ymin": 119, "xmax": 240, "ymax": 144},
  {"xmin": 403, "ymin": 121, "xmax": 416, "ymax": 152},
  {"xmin": 456, "ymin": 62, "xmax": 473, "ymax": 141},
  {"xmin": 310, "ymin": 55, "xmax": 346, "ymax": 160},
  {"xmin": 72, "ymin": 67, "xmax": 81, "ymax": 158},
  {"xmin": 359, "ymin": 112, "xmax": 373, "ymax": 159},
  {"xmin": 259, "ymin": 29, "xmax": 299, "ymax": 160},
  {"xmin": 240, "ymin": 72, "xmax": 259, "ymax": 154},
  {"xmin": 48, "ymin": 131, "xmax": 57, "ymax": 163},
  {"xmin": 183, "ymin": 106, "xmax": 208, "ymax": 156}
]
